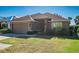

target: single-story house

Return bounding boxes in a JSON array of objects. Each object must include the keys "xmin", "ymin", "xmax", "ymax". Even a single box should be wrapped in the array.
[{"xmin": 11, "ymin": 13, "xmax": 70, "ymax": 34}]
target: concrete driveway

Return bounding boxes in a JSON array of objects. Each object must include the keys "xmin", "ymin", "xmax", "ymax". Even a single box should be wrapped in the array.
[
  {"xmin": 0, "ymin": 33, "xmax": 36, "ymax": 38},
  {"xmin": 0, "ymin": 36, "xmax": 11, "ymax": 40},
  {"xmin": 0, "ymin": 34, "xmax": 14, "ymax": 40},
  {"xmin": 77, "ymin": 34, "xmax": 79, "ymax": 36},
  {"xmin": 0, "ymin": 33, "xmax": 37, "ymax": 40},
  {"xmin": 0, "ymin": 34, "xmax": 13, "ymax": 50},
  {"xmin": 0, "ymin": 43, "xmax": 12, "ymax": 50},
  {"xmin": 0, "ymin": 36, "xmax": 12, "ymax": 50}
]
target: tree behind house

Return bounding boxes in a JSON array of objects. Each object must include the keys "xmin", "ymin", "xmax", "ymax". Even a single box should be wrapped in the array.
[{"xmin": 75, "ymin": 16, "xmax": 79, "ymax": 25}]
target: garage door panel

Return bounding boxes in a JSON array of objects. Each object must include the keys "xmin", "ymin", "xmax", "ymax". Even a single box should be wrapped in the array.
[{"xmin": 12, "ymin": 22, "xmax": 28, "ymax": 34}]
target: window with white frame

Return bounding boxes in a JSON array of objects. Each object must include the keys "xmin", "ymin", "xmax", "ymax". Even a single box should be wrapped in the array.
[{"xmin": 51, "ymin": 22, "xmax": 62, "ymax": 29}]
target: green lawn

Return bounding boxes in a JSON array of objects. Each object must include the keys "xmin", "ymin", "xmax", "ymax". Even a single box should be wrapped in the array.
[{"xmin": 0, "ymin": 37, "xmax": 79, "ymax": 53}]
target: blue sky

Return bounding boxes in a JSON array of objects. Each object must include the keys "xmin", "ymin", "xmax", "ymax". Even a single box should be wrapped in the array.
[{"xmin": 0, "ymin": 6, "xmax": 79, "ymax": 19}]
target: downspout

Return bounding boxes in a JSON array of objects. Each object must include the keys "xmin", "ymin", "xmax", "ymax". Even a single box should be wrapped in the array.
[
  {"xmin": 44, "ymin": 20, "xmax": 47, "ymax": 32},
  {"xmin": 28, "ymin": 16, "xmax": 34, "ymax": 31}
]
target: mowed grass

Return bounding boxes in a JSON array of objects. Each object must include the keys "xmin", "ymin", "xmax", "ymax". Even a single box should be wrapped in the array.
[{"xmin": 0, "ymin": 37, "xmax": 79, "ymax": 53}]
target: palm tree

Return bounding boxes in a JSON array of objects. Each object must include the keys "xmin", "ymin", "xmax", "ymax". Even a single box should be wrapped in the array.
[
  {"xmin": 68, "ymin": 17, "xmax": 72, "ymax": 20},
  {"xmin": 76, "ymin": 16, "xmax": 79, "ymax": 20},
  {"xmin": 75, "ymin": 16, "xmax": 79, "ymax": 25}
]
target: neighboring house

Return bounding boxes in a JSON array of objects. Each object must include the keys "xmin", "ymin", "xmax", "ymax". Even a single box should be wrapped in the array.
[
  {"xmin": 0, "ymin": 16, "xmax": 14, "ymax": 29},
  {"xmin": 7, "ymin": 16, "xmax": 15, "ymax": 29},
  {"xmin": 0, "ymin": 17, "xmax": 8, "ymax": 28},
  {"xmin": 11, "ymin": 13, "xmax": 70, "ymax": 34}
]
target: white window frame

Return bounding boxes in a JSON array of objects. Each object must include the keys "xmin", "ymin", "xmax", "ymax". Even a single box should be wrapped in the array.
[{"xmin": 51, "ymin": 22, "xmax": 62, "ymax": 29}]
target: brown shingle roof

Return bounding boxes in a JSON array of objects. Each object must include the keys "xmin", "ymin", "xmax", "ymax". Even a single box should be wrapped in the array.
[
  {"xmin": 31, "ymin": 13, "xmax": 68, "ymax": 21},
  {"xmin": 12, "ymin": 13, "xmax": 69, "ymax": 22},
  {"xmin": 12, "ymin": 16, "xmax": 35, "ymax": 22}
]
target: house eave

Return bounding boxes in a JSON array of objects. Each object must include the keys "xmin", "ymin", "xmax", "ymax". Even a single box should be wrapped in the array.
[
  {"xmin": 51, "ymin": 20, "xmax": 70, "ymax": 22},
  {"xmin": 11, "ymin": 20, "xmax": 37, "ymax": 23}
]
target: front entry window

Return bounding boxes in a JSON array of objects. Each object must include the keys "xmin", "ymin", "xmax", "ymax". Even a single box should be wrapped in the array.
[{"xmin": 51, "ymin": 22, "xmax": 62, "ymax": 29}]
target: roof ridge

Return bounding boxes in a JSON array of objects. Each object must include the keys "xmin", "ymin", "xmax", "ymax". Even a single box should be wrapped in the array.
[{"xmin": 29, "ymin": 16, "xmax": 35, "ymax": 21}]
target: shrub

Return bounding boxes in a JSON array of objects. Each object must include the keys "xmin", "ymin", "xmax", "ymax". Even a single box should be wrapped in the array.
[
  {"xmin": 46, "ymin": 27, "xmax": 69, "ymax": 36},
  {"xmin": 60, "ymin": 28, "xmax": 69, "ymax": 35},
  {"xmin": 0, "ymin": 29, "xmax": 7, "ymax": 34},
  {"xmin": 69, "ymin": 25, "xmax": 79, "ymax": 36},
  {"xmin": 0, "ymin": 29, "xmax": 12, "ymax": 34},
  {"xmin": 77, "ymin": 28, "xmax": 79, "ymax": 33},
  {"xmin": 46, "ymin": 30, "xmax": 53, "ymax": 35},
  {"xmin": 27, "ymin": 31, "xmax": 38, "ymax": 34},
  {"xmin": 75, "ymin": 25, "xmax": 79, "ymax": 29},
  {"xmin": 75, "ymin": 25, "xmax": 79, "ymax": 34},
  {"xmin": 6, "ymin": 29, "xmax": 12, "ymax": 33},
  {"xmin": 69, "ymin": 26, "xmax": 75, "ymax": 35},
  {"xmin": 0, "ymin": 27, "xmax": 3, "ymax": 29}
]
